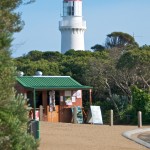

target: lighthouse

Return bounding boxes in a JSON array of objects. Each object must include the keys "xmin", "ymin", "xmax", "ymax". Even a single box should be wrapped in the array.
[{"xmin": 59, "ymin": 0, "xmax": 86, "ymax": 53}]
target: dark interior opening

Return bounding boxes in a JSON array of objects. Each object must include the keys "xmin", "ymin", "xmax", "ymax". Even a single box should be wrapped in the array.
[
  {"xmin": 27, "ymin": 91, "xmax": 42, "ymax": 108},
  {"xmin": 35, "ymin": 91, "xmax": 42, "ymax": 108},
  {"xmin": 55, "ymin": 91, "xmax": 60, "ymax": 105}
]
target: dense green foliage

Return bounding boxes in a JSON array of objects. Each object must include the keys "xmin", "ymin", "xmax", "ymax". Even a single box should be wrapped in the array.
[
  {"xmin": 15, "ymin": 44, "xmax": 150, "ymax": 124},
  {"xmin": 132, "ymin": 86, "xmax": 150, "ymax": 124},
  {"xmin": 91, "ymin": 44, "xmax": 105, "ymax": 52},
  {"xmin": 0, "ymin": 92, "xmax": 38, "ymax": 150},
  {"xmin": 0, "ymin": 0, "xmax": 38, "ymax": 149}
]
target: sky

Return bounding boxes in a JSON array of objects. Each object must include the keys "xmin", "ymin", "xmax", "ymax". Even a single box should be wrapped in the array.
[{"xmin": 12, "ymin": 0, "xmax": 150, "ymax": 57}]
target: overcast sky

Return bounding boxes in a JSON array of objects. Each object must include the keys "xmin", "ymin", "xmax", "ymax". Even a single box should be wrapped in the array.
[{"xmin": 12, "ymin": 0, "xmax": 150, "ymax": 57}]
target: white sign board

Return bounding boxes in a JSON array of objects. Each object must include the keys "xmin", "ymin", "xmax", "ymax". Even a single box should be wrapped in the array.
[
  {"xmin": 60, "ymin": 96, "xmax": 63, "ymax": 102},
  {"xmin": 72, "ymin": 96, "xmax": 76, "ymax": 102},
  {"xmin": 87, "ymin": 106, "xmax": 103, "ymax": 124},
  {"xmin": 76, "ymin": 90, "xmax": 82, "ymax": 98}
]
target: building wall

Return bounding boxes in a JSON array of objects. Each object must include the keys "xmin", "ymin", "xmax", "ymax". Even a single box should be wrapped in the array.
[
  {"xmin": 60, "ymin": 28, "xmax": 85, "ymax": 53},
  {"xmin": 15, "ymin": 83, "xmax": 27, "ymax": 94},
  {"xmin": 16, "ymin": 83, "xmax": 83, "ymax": 123},
  {"xmin": 59, "ymin": 90, "xmax": 82, "ymax": 122}
]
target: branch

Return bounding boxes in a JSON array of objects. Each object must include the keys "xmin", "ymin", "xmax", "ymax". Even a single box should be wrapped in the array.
[
  {"xmin": 140, "ymin": 75, "xmax": 150, "ymax": 88},
  {"xmin": 105, "ymin": 78, "xmax": 120, "ymax": 116}
]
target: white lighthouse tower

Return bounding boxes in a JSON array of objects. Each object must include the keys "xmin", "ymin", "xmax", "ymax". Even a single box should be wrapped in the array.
[{"xmin": 59, "ymin": 0, "xmax": 86, "ymax": 53}]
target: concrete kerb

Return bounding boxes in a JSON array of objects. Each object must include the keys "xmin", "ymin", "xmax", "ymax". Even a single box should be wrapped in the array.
[{"xmin": 122, "ymin": 128, "xmax": 150, "ymax": 149}]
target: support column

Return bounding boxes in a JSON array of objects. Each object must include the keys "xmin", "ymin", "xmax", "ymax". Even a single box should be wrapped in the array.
[
  {"xmin": 33, "ymin": 89, "xmax": 36, "ymax": 120},
  {"xmin": 24, "ymin": 92, "xmax": 27, "ymax": 99},
  {"xmin": 42, "ymin": 91, "xmax": 48, "ymax": 115},
  {"xmin": 73, "ymin": 107, "xmax": 78, "ymax": 124}
]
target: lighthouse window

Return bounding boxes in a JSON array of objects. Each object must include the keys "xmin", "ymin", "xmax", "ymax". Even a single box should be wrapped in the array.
[
  {"xmin": 63, "ymin": 1, "xmax": 68, "ymax": 16},
  {"xmin": 63, "ymin": 1, "xmax": 73, "ymax": 16},
  {"xmin": 72, "ymin": 1, "xmax": 75, "ymax": 15},
  {"xmin": 63, "ymin": 1, "xmax": 75, "ymax": 16},
  {"xmin": 72, "ymin": 6, "xmax": 74, "ymax": 16},
  {"xmin": 67, "ymin": 6, "xmax": 74, "ymax": 16}
]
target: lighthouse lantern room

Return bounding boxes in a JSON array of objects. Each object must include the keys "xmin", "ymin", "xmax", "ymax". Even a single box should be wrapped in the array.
[{"xmin": 59, "ymin": 0, "xmax": 86, "ymax": 53}]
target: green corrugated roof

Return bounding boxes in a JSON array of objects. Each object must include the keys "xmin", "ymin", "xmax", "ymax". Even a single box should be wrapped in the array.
[{"xmin": 16, "ymin": 76, "xmax": 92, "ymax": 90}]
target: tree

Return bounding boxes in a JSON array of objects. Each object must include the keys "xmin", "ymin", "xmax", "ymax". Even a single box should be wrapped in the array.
[
  {"xmin": 0, "ymin": 87, "xmax": 38, "ymax": 149},
  {"xmin": 84, "ymin": 56, "xmax": 123, "ymax": 116},
  {"xmin": 84, "ymin": 45, "xmax": 150, "ymax": 122},
  {"xmin": 64, "ymin": 49, "xmax": 76, "ymax": 56},
  {"xmin": 25, "ymin": 50, "xmax": 43, "ymax": 61},
  {"xmin": 117, "ymin": 48, "xmax": 150, "ymax": 91},
  {"xmin": 131, "ymin": 86, "xmax": 150, "ymax": 124},
  {"xmin": 60, "ymin": 55, "xmax": 89, "ymax": 84},
  {"xmin": 91, "ymin": 44, "xmax": 105, "ymax": 52},
  {"xmin": 0, "ymin": 0, "xmax": 38, "ymax": 149},
  {"xmin": 16, "ymin": 59, "xmax": 60, "ymax": 76},
  {"xmin": 105, "ymin": 32, "xmax": 138, "ymax": 49},
  {"xmin": 42, "ymin": 51, "xmax": 63, "ymax": 62}
]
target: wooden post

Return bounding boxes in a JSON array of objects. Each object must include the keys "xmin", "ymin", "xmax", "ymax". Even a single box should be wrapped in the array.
[
  {"xmin": 89, "ymin": 89, "xmax": 92, "ymax": 105},
  {"xmin": 47, "ymin": 106, "xmax": 50, "ymax": 122},
  {"xmin": 39, "ymin": 105, "xmax": 43, "ymax": 121},
  {"xmin": 73, "ymin": 107, "xmax": 77, "ymax": 124},
  {"xmin": 42, "ymin": 91, "xmax": 47, "ymax": 115},
  {"xmin": 138, "ymin": 111, "xmax": 142, "ymax": 128},
  {"xmin": 33, "ymin": 89, "xmax": 36, "ymax": 120},
  {"xmin": 47, "ymin": 106, "xmax": 49, "ymax": 114},
  {"xmin": 110, "ymin": 109, "xmax": 113, "ymax": 126}
]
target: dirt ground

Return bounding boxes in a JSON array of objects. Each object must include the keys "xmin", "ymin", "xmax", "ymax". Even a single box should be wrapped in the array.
[{"xmin": 39, "ymin": 122, "xmax": 149, "ymax": 150}]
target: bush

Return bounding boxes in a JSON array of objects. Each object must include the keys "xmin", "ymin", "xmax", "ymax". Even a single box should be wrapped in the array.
[{"xmin": 131, "ymin": 86, "xmax": 150, "ymax": 124}]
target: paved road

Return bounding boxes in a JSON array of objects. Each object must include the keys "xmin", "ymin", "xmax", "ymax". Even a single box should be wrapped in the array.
[
  {"xmin": 138, "ymin": 132, "xmax": 150, "ymax": 144},
  {"xmin": 123, "ymin": 128, "xmax": 150, "ymax": 149},
  {"xmin": 39, "ymin": 122, "xmax": 149, "ymax": 150}
]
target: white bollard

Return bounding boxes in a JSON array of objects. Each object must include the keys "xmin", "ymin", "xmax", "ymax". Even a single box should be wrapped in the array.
[
  {"xmin": 138, "ymin": 111, "xmax": 142, "ymax": 128},
  {"xmin": 110, "ymin": 109, "xmax": 113, "ymax": 126}
]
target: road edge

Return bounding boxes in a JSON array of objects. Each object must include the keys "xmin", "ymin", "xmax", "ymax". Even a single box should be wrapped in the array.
[{"xmin": 122, "ymin": 128, "xmax": 150, "ymax": 149}]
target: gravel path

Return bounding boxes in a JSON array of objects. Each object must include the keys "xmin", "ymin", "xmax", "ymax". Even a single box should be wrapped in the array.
[{"xmin": 39, "ymin": 122, "xmax": 149, "ymax": 150}]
